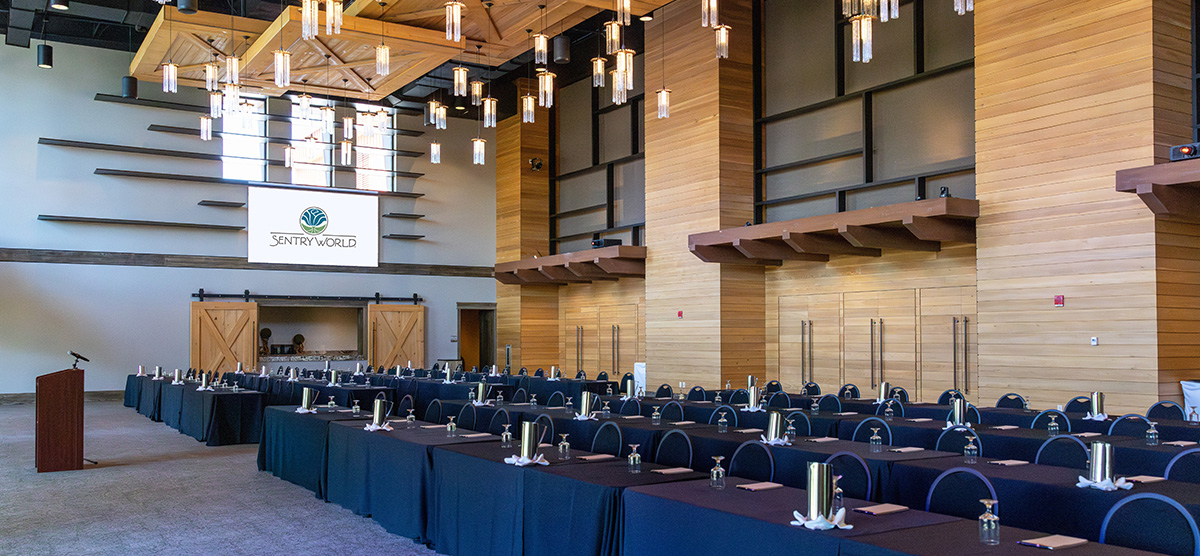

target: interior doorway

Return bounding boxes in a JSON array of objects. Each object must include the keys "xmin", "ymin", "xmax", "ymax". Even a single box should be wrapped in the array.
[{"xmin": 457, "ymin": 303, "xmax": 496, "ymax": 371}]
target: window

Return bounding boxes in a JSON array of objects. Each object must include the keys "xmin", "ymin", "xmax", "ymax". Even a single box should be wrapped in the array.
[
  {"xmin": 354, "ymin": 110, "xmax": 392, "ymax": 192},
  {"xmin": 221, "ymin": 97, "xmax": 266, "ymax": 181},
  {"xmin": 290, "ymin": 101, "xmax": 329, "ymax": 187}
]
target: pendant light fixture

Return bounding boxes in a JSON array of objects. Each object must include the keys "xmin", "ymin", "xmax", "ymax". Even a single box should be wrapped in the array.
[
  {"xmin": 954, "ymin": 0, "xmax": 973, "ymax": 15},
  {"xmin": 343, "ymin": 115, "xmax": 355, "ymax": 139},
  {"xmin": 880, "ymin": 0, "xmax": 898, "ymax": 21},
  {"xmin": 844, "ymin": 0, "xmax": 878, "ymax": 63},
  {"xmin": 36, "ymin": 41, "xmax": 53, "ymax": 69},
  {"xmin": 426, "ymin": 99, "xmax": 440, "ymax": 127},
  {"xmin": 591, "ymin": 56, "xmax": 606, "ymax": 87},
  {"xmin": 226, "ymin": 53, "xmax": 241, "ymax": 84},
  {"xmin": 656, "ymin": 14, "xmax": 669, "ymax": 119},
  {"xmin": 472, "ymin": 137, "xmax": 485, "ymax": 165},
  {"xmin": 615, "ymin": 0, "xmax": 631, "ymax": 25},
  {"xmin": 320, "ymin": 56, "xmax": 336, "ymax": 137},
  {"xmin": 521, "ymin": 93, "xmax": 536, "ymax": 123},
  {"xmin": 701, "ymin": 0, "xmax": 717, "ymax": 27},
  {"xmin": 298, "ymin": 79, "xmax": 312, "ymax": 119},
  {"xmin": 376, "ymin": 4, "xmax": 391, "ymax": 76},
  {"xmin": 340, "ymin": 139, "xmax": 353, "ymax": 165},
  {"xmin": 604, "ymin": 20, "xmax": 621, "ymax": 54},
  {"xmin": 532, "ymin": 5, "xmax": 548, "ymax": 64},
  {"xmin": 273, "ymin": 0, "xmax": 291, "ymax": 87},
  {"xmin": 482, "ymin": 97, "xmax": 497, "ymax": 128},
  {"xmin": 162, "ymin": 9, "xmax": 177, "ymax": 92},
  {"xmin": 453, "ymin": 66, "xmax": 468, "ymax": 96},
  {"xmin": 210, "ymin": 90, "xmax": 224, "ymax": 118},
  {"xmin": 200, "ymin": 115, "xmax": 213, "ymax": 141},
  {"xmin": 615, "ymin": 48, "xmax": 634, "ymax": 90},
  {"xmin": 326, "ymin": 0, "xmax": 343, "ymax": 35},
  {"xmin": 538, "ymin": 70, "xmax": 556, "ymax": 107},
  {"xmin": 714, "ymin": 23, "xmax": 730, "ymax": 59},
  {"xmin": 302, "ymin": 0, "xmax": 319, "ymax": 40},
  {"xmin": 445, "ymin": 1, "xmax": 464, "ymax": 41},
  {"xmin": 284, "ymin": 144, "xmax": 296, "ymax": 167},
  {"xmin": 435, "ymin": 104, "xmax": 447, "ymax": 130},
  {"xmin": 205, "ymin": 59, "xmax": 221, "ymax": 91},
  {"xmin": 470, "ymin": 80, "xmax": 484, "ymax": 106},
  {"xmin": 430, "ymin": 141, "xmax": 441, "ymax": 164}
]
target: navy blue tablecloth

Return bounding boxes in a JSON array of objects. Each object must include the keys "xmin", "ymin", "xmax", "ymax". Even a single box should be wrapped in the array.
[
  {"xmin": 159, "ymin": 382, "xmax": 186, "ymax": 430},
  {"xmin": 178, "ymin": 386, "xmax": 266, "ymax": 445},
  {"xmin": 395, "ymin": 379, "xmax": 514, "ymax": 419},
  {"xmin": 257, "ymin": 405, "xmax": 368, "ymax": 498},
  {"xmin": 137, "ymin": 377, "xmax": 165, "ymax": 421},
  {"xmin": 839, "ymin": 519, "xmax": 1161, "ymax": 556},
  {"xmin": 526, "ymin": 377, "xmax": 617, "ymax": 401},
  {"xmin": 124, "ymin": 374, "xmax": 142, "ymax": 408}
]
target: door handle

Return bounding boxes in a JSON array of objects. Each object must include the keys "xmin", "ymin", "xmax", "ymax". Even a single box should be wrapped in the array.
[
  {"xmin": 870, "ymin": 319, "xmax": 876, "ymax": 389},
  {"xmin": 952, "ymin": 317, "xmax": 959, "ymax": 392},
  {"xmin": 800, "ymin": 320, "xmax": 807, "ymax": 384},
  {"xmin": 878, "ymin": 318, "xmax": 884, "ymax": 386},
  {"xmin": 807, "ymin": 320, "xmax": 813, "ymax": 385},
  {"xmin": 614, "ymin": 324, "xmax": 620, "ymax": 374},
  {"xmin": 962, "ymin": 316, "xmax": 970, "ymax": 395}
]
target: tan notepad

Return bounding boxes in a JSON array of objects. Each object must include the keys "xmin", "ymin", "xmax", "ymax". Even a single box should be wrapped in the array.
[
  {"xmin": 736, "ymin": 428, "xmax": 764, "ymax": 433},
  {"xmin": 421, "ymin": 424, "xmax": 444, "ymax": 429},
  {"xmin": 907, "ymin": 418, "xmax": 932, "ymax": 422},
  {"xmin": 990, "ymin": 425, "xmax": 1019, "ymax": 430},
  {"xmin": 889, "ymin": 447, "xmax": 924, "ymax": 453},
  {"xmin": 462, "ymin": 433, "xmax": 491, "ymax": 438},
  {"xmin": 1072, "ymin": 432, "xmax": 1101, "ymax": 438},
  {"xmin": 1126, "ymin": 475, "xmax": 1166, "ymax": 484},
  {"xmin": 622, "ymin": 415, "xmax": 645, "ymax": 419},
  {"xmin": 671, "ymin": 421, "xmax": 696, "ymax": 425},
  {"xmin": 987, "ymin": 459, "xmax": 1028, "ymax": 466},
  {"xmin": 736, "ymin": 481, "xmax": 782, "ymax": 491},
  {"xmin": 833, "ymin": 412, "xmax": 858, "ymax": 416},
  {"xmin": 1017, "ymin": 535, "xmax": 1088, "ymax": 550},
  {"xmin": 1165, "ymin": 440, "xmax": 1198, "ymax": 447},
  {"xmin": 806, "ymin": 437, "xmax": 838, "ymax": 443},
  {"xmin": 579, "ymin": 454, "xmax": 615, "ymax": 462},
  {"xmin": 651, "ymin": 467, "xmax": 694, "ymax": 475},
  {"xmin": 853, "ymin": 503, "xmax": 907, "ymax": 516}
]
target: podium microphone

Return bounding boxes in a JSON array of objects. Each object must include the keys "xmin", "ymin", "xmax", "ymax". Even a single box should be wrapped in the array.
[{"xmin": 68, "ymin": 351, "xmax": 90, "ymax": 369}]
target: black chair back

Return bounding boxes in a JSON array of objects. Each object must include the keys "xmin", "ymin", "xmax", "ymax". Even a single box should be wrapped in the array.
[
  {"xmin": 396, "ymin": 394, "xmax": 414, "ymax": 416},
  {"xmin": 1149, "ymin": 401, "xmax": 1186, "ymax": 421},
  {"xmin": 887, "ymin": 387, "xmax": 909, "ymax": 403},
  {"xmin": 1064, "ymin": 396, "xmax": 1092, "ymax": 413},
  {"xmin": 655, "ymin": 384, "xmax": 673, "ymax": 398},
  {"xmin": 876, "ymin": 399, "xmax": 904, "ymax": 417},
  {"xmin": 619, "ymin": 398, "xmax": 642, "ymax": 416},
  {"xmin": 425, "ymin": 399, "xmax": 443, "ymax": 424},
  {"xmin": 1035, "ymin": 435, "xmax": 1090, "ymax": 469},
  {"xmin": 709, "ymin": 405, "xmax": 737, "ymax": 426},
  {"xmin": 512, "ymin": 388, "xmax": 529, "ymax": 403},
  {"xmin": 817, "ymin": 394, "xmax": 842, "ymax": 413},
  {"xmin": 765, "ymin": 380, "xmax": 783, "ymax": 393},
  {"xmin": 534, "ymin": 368, "xmax": 545, "ymax": 377},
  {"xmin": 728, "ymin": 389, "xmax": 750, "ymax": 405},
  {"xmin": 852, "ymin": 417, "xmax": 892, "ymax": 445},
  {"xmin": 535, "ymin": 413, "xmax": 554, "ymax": 444},
  {"xmin": 655, "ymin": 429, "xmax": 693, "ymax": 468},
  {"xmin": 783, "ymin": 411, "xmax": 812, "ymax": 436},
  {"xmin": 937, "ymin": 389, "xmax": 964, "ymax": 405},
  {"xmin": 592, "ymin": 421, "xmax": 623, "ymax": 455},
  {"xmin": 767, "ymin": 392, "xmax": 791, "ymax": 408},
  {"xmin": 518, "ymin": 367, "xmax": 528, "ymax": 376},
  {"xmin": 838, "ymin": 384, "xmax": 859, "ymax": 398},
  {"xmin": 1109, "ymin": 414, "xmax": 1153, "ymax": 437},
  {"xmin": 925, "ymin": 467, "xmax": 998, "ymax": 519},
  {"xmin": 804, "ymin": 382, "xmax": 821, "ymax": 396},
  {"xmin": 1166, "ymin": 449, "xmax": 1200, "ymax": 484},
  {"xmin": 1100, "ymin": 493, "xmax": 1200, "ymax": 556},
  {"xmin": 687, "ymin": 386, "xmax": 707, "ymax": 401},
  {"xmin": 576, "ymin": 370, "xmax": 587, "ymax": 380},
  {"xmin": 995, "ymin": 393, "xmax": 1026, "ymax": 409},
  {"xmin": 457, "ymin": 404, "xmax": 477, "ymax": 431},
  {"xmin": 596, "ymin": 371, "xmax": 609, "ymax": 381},
  {"xmin": 825, "ymin": 451, "xmax": 871, "ymax": 499},
  {"xmin": 936, "ymin": 425, "xmax": 981, "ymax": 456},
  {"xmin": 1030, "ymin": 409, "xmax": 1071, "ymax": 432},
  {"xmin": 729, "ymin": 441, "xmax": 775, "ymax": 482},
  {"xmin": 546, "ymin": 391, "xmax": 566, "ymax": 408},
  {"xmin": 660, "ymin": 401, "xmax": 684, "ymax": 421},
  {"xmin": 487, "ymin": 408, "xmax": 512, "ymax": 435}
]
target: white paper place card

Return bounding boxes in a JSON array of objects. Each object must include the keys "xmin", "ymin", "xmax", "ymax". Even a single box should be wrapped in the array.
[
  {"xmin": 655, "ymin": 397, "xmax": 673, "ymax": 400},
  {"xmin": 1125, "ymin": 475, "xmax": 1166, "ymax": 484},
  {"xmin": 906, "ymin": 418, "xmax": 933, "ymax": 423},
  {"xmin": 691, "ymin": 401, "xmax": 712, "ymax": 404},
  {"xmin": 806, "ymin": 437, "xmax": 839, "ymax": 443},
  {"xmin": 621, "ymin": 415, "xmax": 645, "ymax": 420},
  {"xmin": 1165, "ymin": 440, "xmax": 1198, "ymax": 447},
  {"xmin": 989, "ymin": 425, "xmax": 1019, "ymax": 430},
  {"xmin": 1071, "ymin": 432, "xmax": 1101, "ymax": 438},
  {"xmin": 420, "ymin": 424, "xmax": 445, "ymax": 429},
  {"xmin": 736, "ymin": 428, "xmax": 764, "ymax": 434},
  {"xmin": 853, "ymin": 503, "xmax": 908, "ymax": 516},
  {"xmin": 671, "ymin": 421, "xmax": 696, "ymax": 426},
  {"xmin": 462, "ymin": 433, "xmax": 492, "ymax": 438},
  {"xmin": 736, "ymin": 481, "xmax": 783, "ymax": 492},
  {"xmin": 538, "ymin": 443, "xmax": 552, "ymax": 448},
  {"xmin": 1017, "ymin": 535, "xmax": 1088, "ymax": 550},
  {"xmin": 335, "ymin": 409, "xmax": 354, "ymax": 413},
  {"xmin": 651, "ymin": 467, "xmax": 694, "ymax": 475},
  {"xmin": 508, "ymin": 403, "xmax": 532, "ymax": 406},
  {"xmin": 889, "ymin": 447, "xmax": 924, "ymax": 453},
  {"xmin": 833, "ymin": 412, "xmax": 858, "ymax": 416},
  {"xmin": 987, "ymin": 459, "xmax": 1029, "ymax": 466},
  {"xmin": 579, "ymin": 454, "xmax": 615, "ymax": 462}
]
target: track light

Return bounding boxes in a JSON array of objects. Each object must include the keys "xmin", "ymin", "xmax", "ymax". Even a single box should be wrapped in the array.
[
  {"xmin": 37, "ymin": 44, "xmax": 53, "ymax": 69},
  {"xmin": 50, "ymin": 0, "xmax": 69, "ymax": 10}
]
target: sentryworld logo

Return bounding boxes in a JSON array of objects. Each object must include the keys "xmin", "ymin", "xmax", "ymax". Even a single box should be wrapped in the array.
[{"xmin": 269, "ymin": 206, "xmax": 358, "ymax": 248}]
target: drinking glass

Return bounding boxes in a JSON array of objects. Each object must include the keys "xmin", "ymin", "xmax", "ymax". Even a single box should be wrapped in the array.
[
  {"xmin": 558, "ymin": 434, "xmax": 571, "ymax": 460},
  {"xmin": 717, "ymin": 412, "xmax": 729, "ymax": 433},
  {"xmin": 406, "ymin": 409, "xmax": 416, "ymax": 429},
  {"xmin": 565, "ymin": 397, "xmax": 573, "ymax": 411},
  {"xmin": 832, "ymin": 475, "xmax": 844, "ymax": 515},
  {"xmin": 714, "ymin": 392, "xmax": 723, "ymax": 404},
  {"xmin": 327, "ymin": 396, "xmax": 337, "ymax": 409},
  {"xmin": 500, "ymin": 424, "xmax": 513, "ymax": 448},
  {"xmin": 468, "ymin": 389, "xmax": 477, "ymax": 403},
  {"xmin": 1047, "ymin": 414, "xmax": 1060, "ymax": 437},
  {"xmin": 884, "ymin": 406, "xmax": 895, "ymax": 421},
  {"xmin": 810, "ymin": 398, "xmax": 820, "ymax": 415},
  {"xmin": 446, "ymin": 416, "xmax": 457, "ymax": 438},
  {"xmin": 352, "ymin": 400, "xmax": 361, "ymax": 415},
  {"xmin": 869, "ymin": 428, "xmax": 882, "ymax": 453},
  {"xmin": 1146, "ymin": 422, "xmax": 1160, "ymax": 446},
  {"xmin": 651, "ymin": 406, "xmax": 662, "ymax": 425},
  {"xmin": 1191, "ymin": 407, "xmax": 1199, "ymax": 425},
  {"xmin": 844, "ymin": 389, "xmax": 852, "ymax": 399},
  {"xmin": 628, "ymin": 445, "xmax": 641, "ymax": 474},
  {"xmin": 979, "ymin": 499, "xmax": 1000, "ymax": 546},
  {"xmin": 496, "ymin": 392, "xmax": 504, "ymax": 404},
  {"xmin": 710, "ymin": 456, "xmax": 726, "ymax": 489},
  {"xmin": 606, "ymin": 385, "xmax": 614, "ymax": 396},
  {"xmin": 601, "ymin": 401, "xmax": 612, "ymax": 418},
  {"xmin": 784, "ymin": 419, "xmax": 797, "ymax": 443},
  {"xmin": 963, "ymin": 437, "xmax": 978, "ymax": 464},
  {"xmin": 678, "ymin": 382, "xmax": 686, "ymax": 400},
  {"xmin": 530, "ymin": 394, "xmax": 538, "ymax": 408}
]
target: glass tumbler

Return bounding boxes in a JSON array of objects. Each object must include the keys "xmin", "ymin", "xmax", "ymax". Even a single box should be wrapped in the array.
[
  {"xmin": 979, "ymin": 499, "xmax": 1000, "ymax": 546},
  {"xmin": 710, "ymin": 456, "xmax": 726, "ymax": 489}
]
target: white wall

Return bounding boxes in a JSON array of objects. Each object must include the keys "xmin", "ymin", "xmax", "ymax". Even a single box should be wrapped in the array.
[{"xmin": 0, "ymin": 40, "xmax": 498, "ymax": 393}]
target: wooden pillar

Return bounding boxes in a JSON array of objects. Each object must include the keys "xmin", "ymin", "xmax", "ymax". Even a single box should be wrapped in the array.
[
  {"xmin": 495, "ymin": 90, "xmax": 559, "ymax": 371},
  {"xmin": 644, "ymin": 0, "xmax": 763, "ymax": 390}
]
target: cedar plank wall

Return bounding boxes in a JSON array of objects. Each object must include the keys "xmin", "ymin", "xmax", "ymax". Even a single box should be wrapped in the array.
[
  {"xmin": 975, "ymin": 0, "xmax": 1190, "ymax": 414},
  {"xmin": 495, "ymin": 104, "xmax": 560, "ymax": 371},
  {"xmin": 644, "ymin": 0, "xmax": 763, "ymax": 390},
  {"xmin": 558, "ymin": 280, "xmax": 647, "ymax": 373}
]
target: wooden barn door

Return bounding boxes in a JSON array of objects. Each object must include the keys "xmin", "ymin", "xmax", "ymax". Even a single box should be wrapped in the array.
[
  {"xmin": 190, "ymin": 302, "xmax": 258, "ymax": 376},
  {"xmin": 368, "ymin": 305, "xmax": 427, "ymax": 369}
]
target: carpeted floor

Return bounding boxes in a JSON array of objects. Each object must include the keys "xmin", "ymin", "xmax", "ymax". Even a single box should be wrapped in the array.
[{"xmin": 0, "ymin": 401, "xmax": 438, "ymax": 556}]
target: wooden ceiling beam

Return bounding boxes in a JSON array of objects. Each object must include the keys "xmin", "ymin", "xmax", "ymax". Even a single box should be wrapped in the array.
[
  {"xmin": 591, "ymin": 257, "xmax": 647, "ymax": 275},
  {"xmin": 902, "ymin": 215, "xmax": 976, "ymax": 243},
  {"xmin": 563, "ymin": 261, "xmax": 619, "ymax": 280},
  {"xmin": 733, "ymin": 238, "xmax": 827, "ymax": 262},
  {"xmin": 781, "ymin": 231, "xmax": 881, "ymax": 257},
  {"xmin": 838, "ymin": 225, "xmax": 941, "ymax": 252},
  {"xmin": 538, "ymin": 265, "xmax": 591, "ymax": 283},
  {"xmin": 515, "ymin": 269, "xmax": 564, "ymax": 284},
  {"xmin": 691, "ymin": 244, "xmax": 780, "ymax": 266},
  {"xmin": 306, "ymin": 36, "xmax": 375, "ymax": 92}
]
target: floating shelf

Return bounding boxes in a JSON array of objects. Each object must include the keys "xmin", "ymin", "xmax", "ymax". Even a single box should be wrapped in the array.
[
  {"xmin": 94, "ymin": 168, "xmax": 424, "ymax": 199},
  {"xmin": 38, "ymin": 214, "xmax": 244, "ymax": 231},
  {"xmin": 1115, "ymin": 158, "xmax": 1200, "ymax": 219},
  {"xmin": 494, "ymin": 245, "xmax": 646, "ymax": 286},
  {"xmin": 95, "ymin": 93, "xmax": 425, "ymax": 128},
  {"xmin": 383, "ymin": 212, "xmax": 425, "ymax": 219},
  {"xmin": 687, "ymin": 197, "xmax": 979, "ymax": 266},
  {"xmin": 147, "ymin": 125, "xmax": 424, "ymax": 158},
  {"xmin": 198, "ymin": 200, "xmax": 246, "ymax": 208},
  {"xmin": 383, "ymin": 233, "xmax": 425, "ymax": 240}
]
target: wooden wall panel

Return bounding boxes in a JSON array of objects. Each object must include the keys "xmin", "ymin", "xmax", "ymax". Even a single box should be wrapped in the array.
[
  {"xmin": 559, "ymin": 279, "xmax": 646, "ymax": 376},
  {"xmin": 975, "ymin": 0, "xmax": 1190, "ymax": 414}
]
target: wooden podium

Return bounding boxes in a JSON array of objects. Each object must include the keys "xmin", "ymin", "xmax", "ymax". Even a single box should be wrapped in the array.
[{"xmin": 35, "ymin": 368, "xmax": 84, "ymax": 473}]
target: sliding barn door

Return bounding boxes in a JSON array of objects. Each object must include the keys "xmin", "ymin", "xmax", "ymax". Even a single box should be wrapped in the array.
[
  {"xmin": 190, "ymin": 302, "xmax": 258, "ymax": 375},
  {"xmin": 368, "ymin": 305, "xmax": 426, "ymax": 369}
]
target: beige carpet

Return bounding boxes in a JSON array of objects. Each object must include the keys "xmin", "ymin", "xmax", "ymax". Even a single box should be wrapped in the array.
[{"xmin": 0, "ymin": 401, "xmax": 438, "ymax": 556}]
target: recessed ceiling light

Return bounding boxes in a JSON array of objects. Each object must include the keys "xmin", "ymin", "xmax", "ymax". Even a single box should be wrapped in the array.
[{"xmin": 639, "ymin": 14, "xmax": 653, "ymax": 21}]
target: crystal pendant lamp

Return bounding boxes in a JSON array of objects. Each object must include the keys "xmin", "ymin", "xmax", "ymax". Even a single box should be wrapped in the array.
[
  {"xmin": 205, "ymin": 61, "xmax": 220, "ymax": 91},
  {"xmin": 533, "ymin": 32, "xmax": 549, "ymax": 64},
  {"xmin": 714, "ymin": 24, "xmax": 730, "ymax": 59},
  {"xmin": 445, "ymin": 1, "xmax": 464, "ymax": 41},
  {"xmin": 521, "ymin": 94, "xmax": 536, "ymax": 123},
  {"xmin": 302, "ymin": 0, "xmax": 319, "ymax": 40},
  {"xmin": 340, "ymin": 139, "xmax": 352, "ymax": 166},
  {"xmin": 700, "ymin": 0, "xmax": 717, "ymax": 27},
  {"xmin": 470, "ymin": 80, "xmax": 484, "ymax": 106},
  {"xmin": 199, "ymin": 115, "xmax": 213, "ymax": 141},
  {"xmin": 482, "ymin": 97, "xmax": 497, "ymax": 128},
  {"xmin": 538, "ymin": 70, "xmax": 556, "ymax": 107},
  {"xmin": 326, "ymin": 0, "xmax": 343, "ymax": 34},
  {"xmin": 430, "ymin": 141, "xmax": 441, "ymax": 164},
  {"xmin": 591, "ymin": 57, "xmax": 606, "ymax": 87},
  {"xmin": 376, "ymin": 43, "xmax": 391, "ymax": 75},
  {"xmin": 453, "ymin": 66, "xmax": 468, "ymax": 96},
  {"xmin": 472, "ymin": 137, "xmax": 486, "ymax": 165},
  {"xmin": 954, "ymin": 0, "xmax": 973, "ymax": 15},
  {"xmin": 273, "ymin": 49, "xmax": 290, "ymax": 87}
]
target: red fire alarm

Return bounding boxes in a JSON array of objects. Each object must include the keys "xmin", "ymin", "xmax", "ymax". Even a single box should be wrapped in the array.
[
  {"xmin": 677, "ymin": 310, "xmax": 684, "ymax": 319},
  {"xmin": 1054, "ymin": 295, "xmax": 1065, "ymax": 307}
]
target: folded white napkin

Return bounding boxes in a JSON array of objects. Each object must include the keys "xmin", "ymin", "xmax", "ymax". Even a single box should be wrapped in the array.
[
  {"xmin": 471, "ymin": 400, "xmax": 494, "ymax": 407},
  {"xmin": 504, "ymin": 454, "xmax": 549, "ymax": 467},
  {"xmin": 672, "ymin": 421, "xmax": 696, "ymax": 426},
  {"xmin": 889, "ymin": 447, "xmax": 924, "ymax": 453},
  {"xmin": 294, "ymin": 407, "xmax": 317, "ymax": 414},
  {"xmin": 740, "ymin": 406, "xmax": 766, "ymax": 413},
  {"xmin": 790, "ymin": 508, "xmax": 853, "ymax": 530},
  {"xmin": 1084, "ymin": 412, "xmax": 1109, "ymax": 421},
  {"xmin": 737, "ymin": 428, "xmax": 765, "ymax": 434},
  {"xmin": 441, "ymin": 379, "xmax": 456, "ymax": 385},
  {"xmin": 196, "ymin": 386, "xmax": 214, "ymax": 392},
  {"xmin": 287, "ymin": 377, "xmax": 299, "ymax": 382},
  {"xmin": 363, "ymin": 422, "xmax": 394, "ymax": 432},
  {"xmin": 235, "ymin": 370, "xmax": 245, "ymax": 374},
  {"xmin": 943, "ymin": 421, "xmax": 973, "ymax": 430},
  {"xmin": 1076, "ymin": 476, "xmax": 1132, "ymax": 491},
  {"xmin": 907, "ymin": 418, "xmax": 933, "ymax": 423},
  {"xmin": 151, "ymin": 376, "xmax": 165, "ymax": 381},
  {"xmin": 574, "ymin": 412, "xmax": 598, "ymax": 421},
  {"xmin": 546, "ymin": 377, "xmax": 561, "ymax": 382},
  {"xmin": 620, "ymin": 395, "xmax": 634, "ymax": 402},
  {"xmin": 171, "ymin": 380, "xmax": 185, "ymax": 386},
  {"xmin": 760, "ymin": 435, "xmax": 792, "ymax": 446},
  {"xmin": 1165, "ymin": 440, "xmax": 1198, "ymax": 447}
]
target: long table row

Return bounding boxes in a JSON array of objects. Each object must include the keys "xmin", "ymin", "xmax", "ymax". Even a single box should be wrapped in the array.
[{"xmin": 258, "ymin": 404, "xmax": 1170, "ymax": 556}]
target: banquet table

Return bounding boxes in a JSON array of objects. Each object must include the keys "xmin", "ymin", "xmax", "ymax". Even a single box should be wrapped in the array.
[
  {"xmin": 838, "ymin": 518, "xmax": 1160, "ymax": 556},
  {"xmin": 137, "ymin": 376, "xmax": 165, "ymax": 421},
  {"xmin": 123, "ymin": 374, "xmax": 142, "ymax": 408},
  {"xmin": 395, "ymin": 378, "xmax": 514, "ymax": 419},
  {"xmin": 524, "ymin": 377, "xmax": 618, "ymax": 402},
  {"xmin": 885, "ymin": 456, "xmax": 1200, "ymax": 541},
  {"xmin": 178, "ymin": 386, "xmax": 266, "ymax": 445},
  {"xmin": 159, "ymin": 381, "xmax": 186, "ymax": 430},
  {"xmin": 257, "ymin": 405, "xmax": 368, "ymax": 498},
  {"xmin": 278, "ymin": 380, "xmax": 395, "ymax": 410}
]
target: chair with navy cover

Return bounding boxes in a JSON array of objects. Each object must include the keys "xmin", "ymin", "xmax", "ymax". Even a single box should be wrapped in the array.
[
  {"xmin": 534, "ymin": 413, "xmax": 554, "ymax": 444},
  {"xmin": 816, "ymin": 393, "xmax": 843, "ymax": 413},
  {"xmin": 518, "ymin": 367, "xmax": 528, "ymax": 376},
  {"xmin": 655, "ymin": 429, "xmax": 694, "ymax": 468},
  {"xmin": 825, "ymin": 451, "xmax": 872, "ymax": 500},
  {"xmin": 512, "ymin": 388, "xmax": 529, "ymax": 403},
  {"xmin": 765, "ymin": 380, "xmax": 783, "ymax": 393},
  {"xmin": 575, "ymin": 370, "xmax": 587, "ymax": 379},
  {"xmin": 1064, "ymin": 395, "xmax": 1092, "ymax": 413},
  {"xmin": 1100, "ymin": 493, "xmax": 1200, "ymax": 556},
  {"xmin": 517, "ymin": 375, "xmax": 532, "ymax": 392},
  {"xmin": 1031, "ymin": 409, "xmax": 1071, "ymax": 432},
  {"xmin": 396, "ymin": 394, "xmax": 414, "ymax": 417},
  {"xmin": 1165, "ymin": 449, "xmax": 1200, "ymax": 484},
  {"xmin": 729, "ymin": 441, "xmax": 775, "ymax": 482},
  {"xmin": 767, "ymin": 391, "xmax": 791, "ymax": 408},
  {"xmin": 1149, "ymin": 400, "xmax": 1187, "ymax": 421},
  {"xmin": 620, "ymin": 373, "xmax": 634, "ymax": 393},
  {"xmin": 936, "ymin": 425, "xmax": 982, "ymax": 456},
  {"xmin": 655, "ymin": 384, "xmax": 673, "ymax": 398},
  {"xmin": 945, "ymin": 404, "xmax": 982, "ymax": 425},
  {"xmin": 851, "ymin": 417, "xmax": 892, "ymax": 445},
  {"xmin": 925, "ymin": 467, "xmax": 999, "ymax": 520},
  {"xmin": 1109, "ymin": 414, "xmax": 1153, "ymax": 437},
  {"xmin": 937, "ymin": 389, "xmax": 964, "ymax": 405},
  {"xmin": 876, "ymin": 399, "xmax": 904, "ymax": 417},
  {"xmin": 839, "ymin": 384, "xmax": 860, "ymax": 398},
  {"xmin": 534, "ymin": 368, "xmax": 545, "ymax": 377},
  {"xmin": 804, "ymin": 382, "xmax": 821, "ymax": 396},
  {"xmin": 546, "ymin": 391, "xmax": 566, "ymax": 408},
  {"xmin": 995, "ymin": 393, "xmax": 1027, "ymax": 409},
  {"xmin": 424, "ymin": 399, "xmax": 444, "ymax": 424},
  {"xmin": 592, "ymin": 421, "xmax": 623, "ymax": 456},
  {"xmin": 487, "ymin": 408, "xmax": 512, "ymax": 435},
  {"xmin": 660, "ymin": 400, "xmax": 685, "ymax": 421},
  {"xmin": 783, "ymin": 411, "xmax": 812, "ymax": 436},
  {"xmin": 888, "ymin": 387, "xmax": 909, "ymax": 403},
  {"xmin": 457, "ymin": 404, "xmax": 477, "ymax": 431},
  {"xmin": 687, "ymin": 386, "xmax": 707, "ymax": 401},
  {"xmin": 728, "ymin": 389, "xmax": 750, "ymax": 405},
  {"xmin": 1035, "ymin": 435, "xmax": 1090, "ymax": 469},
  {"xmin": 619, "ymin": 398, "xmax": 642, "ymax": 416},
  {"xmin": 709, "ymin": 405, "xmax": 737, "ymax": 426},
  {"xmin": 596, "ymin": 371, "xmax": 609, "ymax": 381}
]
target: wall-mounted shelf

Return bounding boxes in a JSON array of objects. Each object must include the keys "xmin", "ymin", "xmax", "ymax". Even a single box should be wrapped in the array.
[
  {"xmin": 38, "ymin": 214, "xmax": 244, "ymax": 231},
  {"xmin": 147, "ymin": 125, "xmax": 425, "ymax": 158},
  {"xmin": 198, "ymin": 200, "xmax": 246, "ymax": 208},
  {"xmin": 494, "ymin": 245, "xmax": 646, "ymax": 286},
  {"xmin": 382, "ymin": 212, "xmax": 424, "ymax": 219},
  {"xmin": 95, "ymin": 93, "xmax": 424, "ymax": 127},
  {"xmin": 1115, "ymin": 158, "xmax": 1200, "ymax": 219},
  {"xmin": 383, "ymin": 233, "xmax": 425, "ymax": 240},
  {"xmin": 687, "ymin": 197, "xmax": 979, "ymax": 266},
  {"xmin": 94, "ymin": 168, "xmax": 424, "ymax": 199},
  {"xmin": 40, "ymin": 138, "xmax": 423, "ymax": 178}
]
